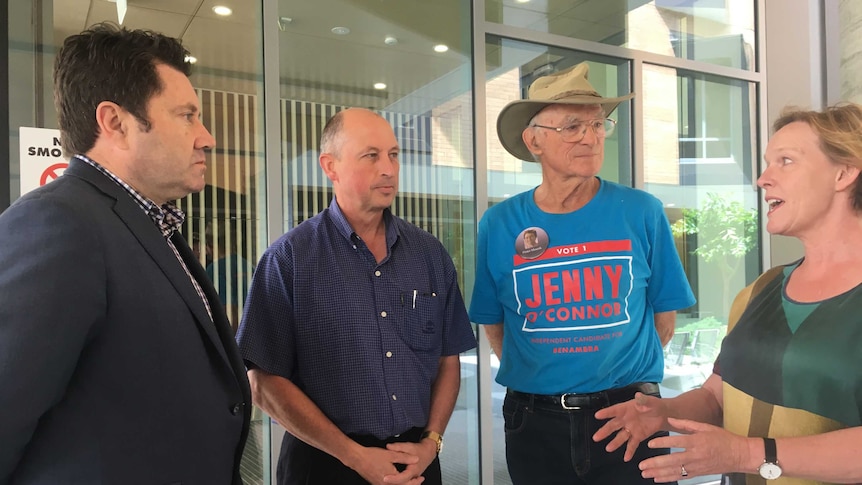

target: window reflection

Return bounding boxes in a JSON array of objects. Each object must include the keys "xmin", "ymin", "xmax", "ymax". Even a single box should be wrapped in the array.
[
  {"xmin": 486, "ymin": 0, "xmax": 756, "ymax": 70},
  {"xmin": 644, "ymin": 66, "xmax": 759, "ymax": 484}
]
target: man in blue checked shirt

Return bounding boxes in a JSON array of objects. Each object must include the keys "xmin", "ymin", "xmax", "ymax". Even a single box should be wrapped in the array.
[{"xmin": 237, "ymin": 108, "xmax": 477, "ymax": 485}]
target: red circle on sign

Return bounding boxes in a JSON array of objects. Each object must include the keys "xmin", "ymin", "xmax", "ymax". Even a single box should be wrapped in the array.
[{"xmin": 40, "ymin": 162, "xmax": 69, "ymax": 186}]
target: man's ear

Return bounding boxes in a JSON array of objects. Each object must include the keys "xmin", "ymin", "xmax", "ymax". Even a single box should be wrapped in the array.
[
  {"xmin": 319, "ymin": 152, "xmax": 337, "ymax": 182},
  {"xmin": 94, "ymin": 101, "xmax": 131, "ymax": 149},
  {"xmin": 835, "ymin": 162, "xmax": 860, "ymax": 192},
  {"xmin": 522, "ymin": 128, "xmax": 542, "ymax": 155}
]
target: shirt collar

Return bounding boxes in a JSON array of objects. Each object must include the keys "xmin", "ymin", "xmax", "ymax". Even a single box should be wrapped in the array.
[
  {"xmin": 327, "ymin": 197, "xmax": 398, "ymax": 249},
  {"xmin": 75, "ymin": 154, "xmax": 185, "ymax": 237}
]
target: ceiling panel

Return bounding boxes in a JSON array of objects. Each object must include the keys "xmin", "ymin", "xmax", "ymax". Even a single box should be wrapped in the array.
[
  {"xmin": 124, "ymin": 0, "xmax": 201, "ymax": 16},
  {"xmin": 85, "ymin": 1, "xmax": 192, "ymax": 38},
  {"xmin": 48, "ymin": 0, "xmax": 635, "ymax": 109},
  {"xmin": 184, "ymin": 16, "xmax": 260, "ymax": 74},
  {"xmin": 52, "ymin": 0, "xmax": 92, "ymax": 41},
  {"xmin": 277, "ymin": 29, "xmax": 465, "ymax": 110},
  {"xmin": 199, "ymin": 0, "xmax": 257, "ymax": 26}
]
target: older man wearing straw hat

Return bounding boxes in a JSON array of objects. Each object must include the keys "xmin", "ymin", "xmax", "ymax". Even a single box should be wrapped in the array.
[{"xmin": 469, "ymin": 62, "xmax": 695, "ymax": 484}]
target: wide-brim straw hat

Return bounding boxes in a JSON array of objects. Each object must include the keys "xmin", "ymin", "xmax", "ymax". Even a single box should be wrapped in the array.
[{"xmin": 497, "ymin": 62, "xmax": 635, "ymax": 162}]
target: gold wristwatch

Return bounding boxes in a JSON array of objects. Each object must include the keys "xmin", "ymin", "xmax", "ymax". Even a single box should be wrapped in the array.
[{"xmin": 420, "ymin": 430, "xmax": 443, "ymax": 454}]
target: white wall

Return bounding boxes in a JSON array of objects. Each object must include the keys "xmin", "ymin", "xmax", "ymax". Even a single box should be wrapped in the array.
[{"xmin": 763, "ymin": 0, "xmax": 824, "ymax": 265}]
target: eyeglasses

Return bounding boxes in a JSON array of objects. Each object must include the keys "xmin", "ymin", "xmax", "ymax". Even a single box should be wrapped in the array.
[{"xmin": 529, "ymin": 118, "xmax": 617, "ymax": 142}]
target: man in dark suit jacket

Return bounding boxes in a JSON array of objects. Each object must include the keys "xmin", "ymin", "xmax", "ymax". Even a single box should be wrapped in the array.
[{"xmin": 0, "ymin": 23, "xmax": 250, "ymax": 484}]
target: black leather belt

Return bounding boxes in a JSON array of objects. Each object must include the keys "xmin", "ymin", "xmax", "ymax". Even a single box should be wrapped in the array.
[
  {"xmin": 508, "ymin": 382, "xmax": 660, "ymax": 410},
  {"xmin": 348, "ymin": 427, "xmax": 424, "ymax": 448}
]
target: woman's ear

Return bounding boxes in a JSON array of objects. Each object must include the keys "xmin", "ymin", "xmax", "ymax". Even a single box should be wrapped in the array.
[{"xmin": 835, "ymin": 162, "xmax": 860, "ymax": 192}]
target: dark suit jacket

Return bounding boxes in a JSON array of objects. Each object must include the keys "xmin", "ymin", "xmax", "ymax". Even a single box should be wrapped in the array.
[{"xmin": 0, "ymin": 158, "xmax": 251, "ymax": 484}]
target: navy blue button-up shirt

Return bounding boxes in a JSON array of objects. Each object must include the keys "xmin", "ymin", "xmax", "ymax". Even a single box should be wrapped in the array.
[{"xmin": 237, "ymin": 199, "xmax": 476, "ymax": 438}]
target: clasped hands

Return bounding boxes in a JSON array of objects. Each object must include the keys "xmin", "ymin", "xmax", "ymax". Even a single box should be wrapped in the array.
[{"xmin": 349, "ymin": 438, "xmax": 437, "ymax": 485}]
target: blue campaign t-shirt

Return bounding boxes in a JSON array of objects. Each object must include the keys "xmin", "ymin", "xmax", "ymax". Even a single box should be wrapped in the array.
[{"xmin": 470, "ymin": 179, "xmax": 695, "ymax": 394}]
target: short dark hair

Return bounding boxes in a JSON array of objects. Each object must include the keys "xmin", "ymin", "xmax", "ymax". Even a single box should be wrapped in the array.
[{"xmin": 53, "ymin": 22, "xmax": 191, "ymax": 155}]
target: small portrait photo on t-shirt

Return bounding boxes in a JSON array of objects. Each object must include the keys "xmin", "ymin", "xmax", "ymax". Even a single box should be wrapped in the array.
[{"xmin": 516, "ymin": 227, "xmax": 549, "ymax": 259}]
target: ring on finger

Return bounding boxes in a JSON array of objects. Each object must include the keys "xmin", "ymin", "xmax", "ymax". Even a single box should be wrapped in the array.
[{"xmin": 680, "ymin": 464, "xmax": 688, "ymax": 477}]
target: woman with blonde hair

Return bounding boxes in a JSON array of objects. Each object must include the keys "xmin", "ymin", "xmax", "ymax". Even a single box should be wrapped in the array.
[{"xmin": 593, "ymin": 103, "xmax": 862, "ymax": 484}]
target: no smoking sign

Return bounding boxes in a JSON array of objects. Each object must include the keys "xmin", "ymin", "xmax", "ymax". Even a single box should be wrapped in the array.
[
  {"xmin": 19, "ymin": 127, "xmax": 70, "ymax": 197},
  {"xmin": 40, "ymin": 163, "xmax": 69, "ymax": 186}
]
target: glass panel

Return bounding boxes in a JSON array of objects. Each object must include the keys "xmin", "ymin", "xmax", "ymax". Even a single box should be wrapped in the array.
[
  {"xmin": 277, "ymin": 0, "xmax": 478, "ymax": 482},
  {"xmin": 486, "ymin": 0, "xmax": 756, "ymax": 70},
  {"xmin": 11, "ymin": 1, "xmax": 270, "ymax": 483},
  {"xmin": 7, "ymin": 1, "xmax": 55, "ymax": 202},
  {"xmin": 484, "ymin": 34, "xmax": 634, "ymax": 484},
  {"xmin": 643, "ymin": 64, "xmax": 760, "ymax": 484}
]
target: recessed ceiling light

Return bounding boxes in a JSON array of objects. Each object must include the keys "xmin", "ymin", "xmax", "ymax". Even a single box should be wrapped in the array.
[
  {"xmin": 384, "ymin": 36, "xmax": 398, "ymax": 45},
  {"xmin": 212, "ymin": 5, "xmax": 232, "ymax": 16},
  {"xmin": 433, "ymin": 44, "xmax": 449, "ymax": 53},
  {"xmin": 185, "ymin": 55, "xmax": 198, "ymax": 64},
  {"xmin": 331, "ymin": 26, "xmax": 350, "ymax": 35},
  {"xmin": 374, "ymin": 82, "xmax": 387, "ymax": 90},
  {"xmin": 515, "ymin": 0, "xmax": 530, "ymax": 3}
]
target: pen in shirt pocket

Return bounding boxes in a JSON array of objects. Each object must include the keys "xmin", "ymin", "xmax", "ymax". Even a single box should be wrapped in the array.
[{"xmin": 401, "ymin": 290, "xmax": 436, "ymax": 309}]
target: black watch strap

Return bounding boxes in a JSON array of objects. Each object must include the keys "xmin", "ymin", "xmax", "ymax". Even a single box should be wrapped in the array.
[{"xmin": 763, "ymin": 437, "xmax": 778, "ymax": 463}]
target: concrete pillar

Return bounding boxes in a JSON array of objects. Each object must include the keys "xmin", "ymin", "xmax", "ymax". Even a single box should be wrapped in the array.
[
  {"xmin": 765, "ymin": 0, "xmax": 824, "ymax": 265},
  {"xmin": 839, "ymin": 0, "xmax": 862, "ymax": 102}
]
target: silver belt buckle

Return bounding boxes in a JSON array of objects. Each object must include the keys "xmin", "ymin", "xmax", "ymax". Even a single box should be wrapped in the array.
[{"xmin": 560, "ymin": 393, "xmax": 581, "ymax": 410}]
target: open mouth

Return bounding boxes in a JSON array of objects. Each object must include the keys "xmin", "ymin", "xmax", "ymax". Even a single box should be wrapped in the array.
[{"xmin": 767, "ymin": 198, "xmax": 784, "ymax": 212}]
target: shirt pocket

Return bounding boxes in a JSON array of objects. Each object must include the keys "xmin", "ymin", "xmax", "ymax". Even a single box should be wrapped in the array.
[{"xmin": 400, "ymin": 290, "xmax": 442, "ymax": 352}]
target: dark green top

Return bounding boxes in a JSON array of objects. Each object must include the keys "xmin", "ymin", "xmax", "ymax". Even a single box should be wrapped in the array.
[{"xmin": 720, "ymin": 260, "xmax": 862, "ymax": 426}]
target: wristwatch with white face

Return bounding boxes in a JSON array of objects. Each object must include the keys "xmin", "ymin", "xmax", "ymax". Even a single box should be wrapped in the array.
[{"xmin": 757, "ymin": 437, "xmax": 783, "ymax": 479}]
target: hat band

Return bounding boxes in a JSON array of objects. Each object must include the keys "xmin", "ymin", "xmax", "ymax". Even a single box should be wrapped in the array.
[{"xmin": 546, "ymin": 89, "xmax": 602, "ymax": 101}]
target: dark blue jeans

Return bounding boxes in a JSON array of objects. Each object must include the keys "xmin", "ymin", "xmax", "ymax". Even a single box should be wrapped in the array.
[{"xmin": 503, "ymin": 387, "xmax": 676, "ymax": 485}]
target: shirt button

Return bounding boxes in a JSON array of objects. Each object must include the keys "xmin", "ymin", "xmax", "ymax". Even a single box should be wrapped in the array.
[
  {"xmin": 375, "ymin": 270, "xmax": 381, "ymax": 277},
  {"xmin": 391, "ymin": 394, "xmax": 397, "ymax": 401},
  {"xmin": 381, "ymin": 311, "xmax": 387, "ymax": 318},
  {"xmin": 230, "ymin": 403, "xmax": 244, "ymax": 415},
  {"xmin": 386, "ymin": 351, "xmax": 393, "ymax": 358}
]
